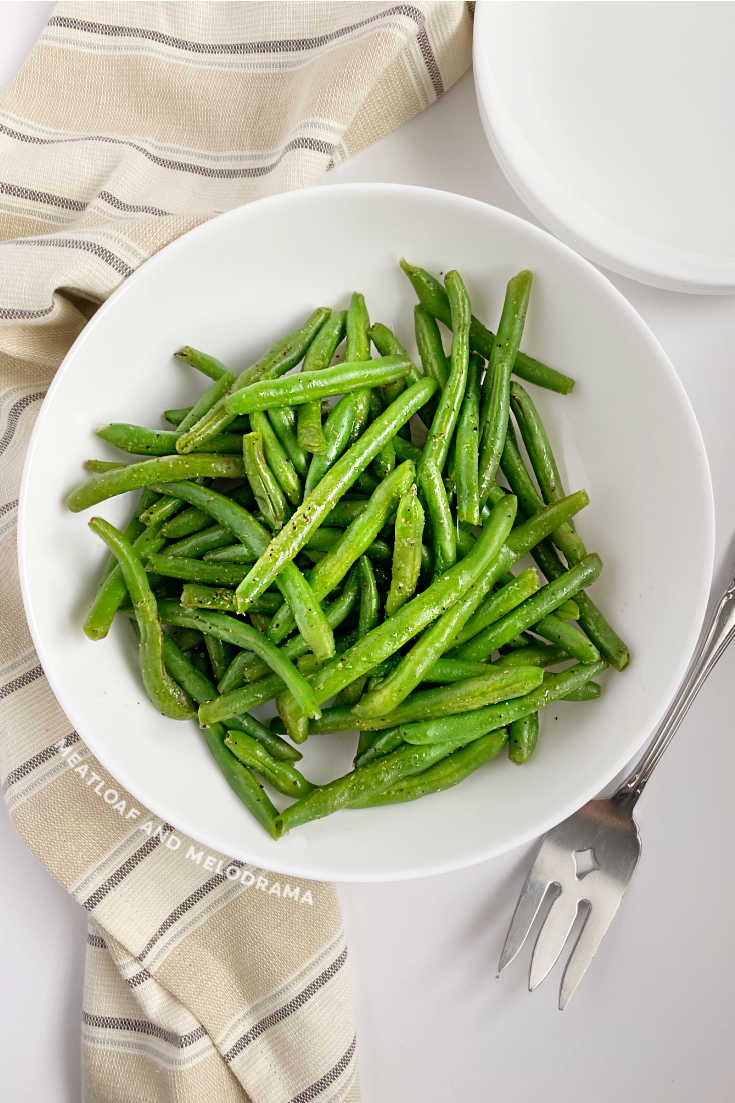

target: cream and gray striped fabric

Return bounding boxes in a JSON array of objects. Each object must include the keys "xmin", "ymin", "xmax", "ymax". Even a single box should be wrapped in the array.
[{"xmin": 0, "ymin": 3, "xmax": 472, "ymax": 1100}]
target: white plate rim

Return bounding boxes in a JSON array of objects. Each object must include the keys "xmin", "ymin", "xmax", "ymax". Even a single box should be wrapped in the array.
[
  {"xmin": 17, "ymin": 182, "xmax": 715, "ymax": 881},
  {"xmin": 472, "ymin": 4, "xmax": 735, "ymax": 296}
]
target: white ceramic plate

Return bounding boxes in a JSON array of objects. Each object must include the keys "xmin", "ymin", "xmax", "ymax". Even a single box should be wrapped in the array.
[
  {"xmin": 18, "ymin": 184, "xmax": 714, "ymax": 881},
  {"xmin": 474, "ymin": 3, "xmax": 735, "ymax": 294}
]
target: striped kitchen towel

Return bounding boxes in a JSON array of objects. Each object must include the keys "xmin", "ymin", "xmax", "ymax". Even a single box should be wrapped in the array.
[{"xmin": 0, "ymin": 3, "xmax": 472, "ymax": 1100}]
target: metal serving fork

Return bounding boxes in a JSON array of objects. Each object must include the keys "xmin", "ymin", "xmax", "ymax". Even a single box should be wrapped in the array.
[{"xmin": 498, "ymin": 568, "xmax": 735, "ymax": 1009}]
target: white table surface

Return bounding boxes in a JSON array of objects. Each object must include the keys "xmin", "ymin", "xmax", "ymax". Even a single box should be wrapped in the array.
[{"xmin": 2, "ymin": 6, "xmax": 734, "ymax": 1101}]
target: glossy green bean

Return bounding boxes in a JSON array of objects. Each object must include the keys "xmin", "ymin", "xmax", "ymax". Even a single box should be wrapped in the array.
[
  {"xmin": 225, "ymin": 731, "xmax": 313, "ymax": 797},
  {"xmin": 174, "ymin": 345, "xmax": 230, "ymax": 382},
  {"xmin": 160, "ymin": 505, "xmax": 210, "ymax": 539},
  {"xmin": 399, "ymin": 661, "xmax": 606, "ymax": 745},
  {"xmin": 455, "ymin": 554, "xmax": 602, "ymax": 661},
  {"xmin": 83, "ymin": 459, "xmax": 125, "ymax": 473},
  {"xmin": 96, "ymin": 424, "xmax": 242, "ymax": 456},
  {"xmin": 400, "ymin": 259, "xmax": 575, "ymax": 394},
  {"xmin": 385, "ymin": 484, "xmax": 424, "ymax": 616},
  {"xmin": 557, "ymin": 598, "xmax": 580, "ymax": 620},
  {"xmin": 297, "ymin": 310, "xmax": 346, "ymax": 453},
  {"xmin": 451, "ymin": 568, "xmax": 539, "ymax": 648},
  {"xmin": 204, "ymin": 724, "xmax": 281, "ymax": 838},
  {"xmin": 304, "ymin": 393, "xmax": 361, "ymax": 496},
  {"xmin": 532, "ymin": 613, "xmax": 601, "ymax": 663},
  {"xmin": 250, "ymin": 411, "xmax": 302, "ymax": 506},
  {"xmin": 267, "ymin": 406, "xmax": 309, "ymax": 476},
  {"xmin": 491, "ymin": 642, "xmax": 568, "ymax": 669},
  {"xmin": 176, "ymin": 308, "xmax": 330, "ymax": 453},
  {"xmin": 510, "ymin": 381, "xmax": 568, "ymax": 508},
  {"xmin": 88, "ymin": 519, "xmax": 194, "ymax": 718},
  {"xmin": 156, "ymin": 600, "xmax": 320, "ymax": 718},
  {"xmin": 67, "ymin": 455, "xmax": 243, "ymax": 512},
  {"xmin": 367, "ymin": 321, "xmax": 422, "ymax": 412},
  {"xmin": 165, "ymin": 523, "xmax": 233, "ymax": 559},
  {"xmin": 242, "ymin": 431, "xmax": 289, "ymax": 531},
  {"xmin": 203, "ymin": 633, "xmax": 229, "ymax": 682},
  {"xmin": 354, "ymin": 495, "xmax": 517, "ymax": 720},
  {"xmin": 267, "ymin": 461, "xmax": 414, "ymax": 644},
  {"xmin": 477, "ymin": 270, "xmax": 533, "ymax": 503},
  {"xmin": 153, "ymin": 479, "xmax": 334, "ymax": 663},
  {"xmin": 421, "ymin": 270, "xmax": 471, "ymax": 474},
  {"xmin": 84, "ymin": 523, "xmax": 167, "ymax": 640},
  {"xmin": 308, "ymin": 666, "xmax": 542, "ymax": 733},
  {"xmin": 368, "ymin": 392, "xmax": 396, "ymax": 478},
  {"xmin": 455, "ymin": 351, "xmax": 483, "ymax": 525},
  {"xmin": 414, "ymin": 304, "xmax": 448, "ymax": 387},
  {"xmin": 419, "ymin": 458, "xmax": 456, "ymax": 574},
  {"xmin": 177, "ymin": 371, "xmax": 237, "ymax": 436},
  {"xmin": 337, "ymin": 555, "xmax": 380, "ymax": 707},
  {"xmin": 508, "ymin": 712, "xmax": 539, "ymax": 764},
  {"xmin": 179, "ymin": 583, "xmax": 281, "ymax": 614},
  {"xmin": 146, "ymin": 553, "xmax": 250, "ymax": 586},
  {"xmin": 350, "ymin": 729, "xmax": 508, "ymax": 806},
  {"xmin": 232, "ymin": 378, "xmax": 436, "ymax": 611},
  {"xmin": 139, "ymin": 495, "xmax": 185, "ymax": 527},
  {"xmin": 225, "ymin": 357, "xmax": 411, "ymax": 416},
  {"xmin": 277, "ymin": 739, "xmax": 459, "ymax": 833}
]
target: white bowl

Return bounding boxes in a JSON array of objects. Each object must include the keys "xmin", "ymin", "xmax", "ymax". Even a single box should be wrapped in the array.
[{"xmin": 18, "ymin": 184, "xmax": 714, "ymax": 882}]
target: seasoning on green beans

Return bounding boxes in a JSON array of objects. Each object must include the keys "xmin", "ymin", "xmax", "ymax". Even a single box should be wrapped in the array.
[{"xmin": 385, "ymin": 484, "xmax": 424, "ymax": 615}]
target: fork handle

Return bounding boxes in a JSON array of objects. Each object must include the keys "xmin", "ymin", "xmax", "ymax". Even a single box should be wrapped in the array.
[{"xmin": 615, "ymin": 572, "xmax": 735, "ymax": 803}]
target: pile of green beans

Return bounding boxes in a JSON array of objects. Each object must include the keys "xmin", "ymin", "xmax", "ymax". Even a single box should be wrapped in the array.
[{"xmin": 70, "ymin": 263, "xmax": 628, "ymax": 838}]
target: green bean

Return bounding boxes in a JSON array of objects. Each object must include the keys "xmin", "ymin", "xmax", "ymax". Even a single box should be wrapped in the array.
[
  {"xmin": 337, "ymin": 555, "xmax": 380, "ymax": 707},
  {"xmin": 455, "ymin": 555, "xmax": 601, "ymax": 661},
  {"xmin": 84, "ymin": 459, "xmax": 124, "ymax": 473},
  {"xmin": 508, "ymin": 713, "xmax": 539, "ymax": 764},
  {"xmin": 165, "ymin": 524, "xmax": 233, "ymax": 559},
  {"xmin": 400, "ymin": 259, "xmax": 575, "ymax": 394},
  {"xmin": 420, "ymin": 458, "xmax": 456, "ymax": 574},
  {"xmin": 421, "ymin": 656, "xmax": 493, "ymax": 682},
  {"xmin": 477, "ymin": 270, "xmax": 533, "ymax": 504},
  {"xmin": 88, "ymin": 519, "xmax": 194, "ymax": 718},
  {"xmin": 367, "ymin": 321, "xmax": 423, "ymax": 412},
  {"xmin": 277, "ymin": 739, "xmax": 459, "ymax": 833},
  {"xmin": 84, "ymin": 525, "xmax": 166, "ymax": 640},
  {"xmin": 566, "ymin": 682, "xmax": 601, "ymax": 701},
  {"xmin": 66, "ymin": 455, "xmax": 243, "ymax": 512},
  {"xmin": 267, "ymin": 461, "xmax": 414, "ymax": 644},
  {"xmin": 422, "ymin": 270, "xmax": 471, "ymax": 474},
  {"xmin": 146, "ymin": 553, "xmax": 251, "ymax": 586},
  {"xmin": 350, "ymin": 729, "xmax": 508, "ymax": 806},
  {"xmin": 242, "ymin": 431, "xmax": 289, "ymax": 531},
  {"xmin": 225, "ymin": 356, "xmax": 411, "ymax": 416},
  {"xmin": 204, "ymin": 724, "xmax": 281, "ymax": 838},
  {"xmin": 451, "ymin": 568, "xmax": 539, "ymax": 649},
  {"xmin": 233, "ymin": 379, "xmax": 436, "ymax": 611},
  {"xmin": 170, "ymin": 627, "xmax": 201, "ymax": 652},
  {"xmin": 225, "ymin": 731, "xmax": 313, "ymax": 797},
  {"xmin": 214, "ymin": 568, "xmax": 360, "ymax": 695},
  {"xmin": 297, "ymin": 310, "xmax": 346, "ymax": 453},
  {"xmin": 177, "ymin": 371, "xmax": 237, "ymax": 435},
  {"xmin": 510, "ymin": 381, "xmax": 570, "ymax": 511},
  {"xmin": 265, "ymin": 406, "xmax": 308, "ymax": 477},
  {"xmin": 174, "ymin": 345, "xmax": 230, "ymax": 382},
  {"xmin": 414, "ymin": 304, "xmax": 448, "ymax": 387},
  {"xmin": 278, "ymin": 490, "xmax": 589, "ymax": 724},
  {"xmin": 155, "ymin": 600, "xmax": 320, "ymax": 719},
  {"xmin": 176, "ymin": 308, "xmax": 330, "ymax": 453},
  {"xmin": 307, "ymin": 666, "xmax": 542, "ymax": 733},
  {"xmin": 557, "ymin": 598, "xmax": 580, "ymax": 620},
  {"xmin": 160, "ymin": 505, "xmax": 210, "ymax": 539},
  {"xmin": 180, "ymin": 583, "xmax": 238, "ymax": 611},
  {"xmin": 369, "ymin": 392, "xmax": 396, "ymax": 477},
  {"xmin": 324, "ymin": 498, "xmax": 371, "ymax": 527},
  {"xmin": 455, "ymin": 352, "xmax": 483, "ymax": 525},
  {"xmin": 96, "ymin": 424, "xmax": 242, "ymax": 457},
  {"xmin": 163, "ymin": 407, "xmax": 190, "ymax": 427},
  {"xmin": 304, "ymin": 392, "xmax": 363, "ymax": 496},
  {"xmin": 532, "ymin": 613, "xmax": 601, "ymax": 663},
  {"xmin": 491, "ymin": 643, "xmax": 568, "ymax": 669},
  {"xmin": 153, "ymin": 480, "xmax": 334, "ymax": 663},
  {"xmin": 393, "ymin": 437, "xmax": 422, "ymax": 465},
  {"xmin": 352, "ymin": 728, "xmax": 403, "ymax": 767},
  {"xmin": 354, "ymin": 495, "xmax": 517, "ymax": 721},
  {"xmin": 386, "ymin": 484, "xmax": 424, "ymax": 616},
  {"xmin": 399, "ymin": 661, "xmax": 606, "ymax": 745},
  {"xmin": 203, "ymin": 633, "xmax": 229, "ymax": 682},
  {"xmin": 139, "ymin": 495, "xmax": 184, "ymax": 527},
  {"xmin": 250, "ymin": 411, "xmax": 302, "ymax": 506}
]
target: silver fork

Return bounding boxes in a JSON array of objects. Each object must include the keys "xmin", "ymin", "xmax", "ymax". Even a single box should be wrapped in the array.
[{"xmin": 498, "ymin": 568, "xmax": 735, "ymax": 1009}]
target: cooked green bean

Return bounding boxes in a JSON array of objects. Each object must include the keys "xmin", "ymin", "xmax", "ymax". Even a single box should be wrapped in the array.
[
  {"xmin": 399, "ymin": 661, "xmax": 606, "ymax": 745},
  {"xmin": 508, "ymin": 712, "xmax": 539, "ymax": 764},
  {"xmin": 96, "ymin": 424, "xmax": 242, "ymax": 457},
  {"xmin": 393, "ymin": 437, "xmax": 422, "ymax": 464},
  {"xmin": 419, "ymin": 458, "xmax": 456, "ymax": 574},
  {"xmin": 267, "ymin": 406, "xmax": 309, "ymax": 477},
  {"xmin": 177, "ymin": 371, "xmax": 237, "ymax": 436},
  {"xmin": 160, "ymin": 504, "xmax": 211, "ymax": 539},
  {"xmin": 304, "ymin": 392, "xmax": 363, "ymax": 497},
  {"xmin": 355, "ymin": 495, "xmax": 518, "ymax": 721},
  {"xmin": 337, "ymin": 555, "xmax": 380, "ymax": 707},
  {"xmin": 421, "ymin": 270, "xmax": 471, "ymax": 474},
  {"xmin": 385, "ymin": 484, "xmax": 424, "ymax": 616},
  {"xmin": 491, "ymin": 642, "xmax": 568, "ymax": 669},
  {"xmin": 176, "ymin": 308, "xmax": 330, "ymax": 453},
  {"xmin": 557, "ymin": 598, "xmax": 580, "ymax": 620},
  {"xmin": 451, "ymin": 568, "xmax": 540, "ymax": 649},
  {"xmin": 204, "ymin": 724, "xmax": 281, "ymax": 838},
  {"xmin": 369, "ymin": 392, "xmax": 396, "ymax": 477},
  {"xmin": 163, "ymin": 407, "xmax": 190, "ymax": 427},
  {"xmin": 510, "ymin": 382, "xmax": 568, "ymax": 509},
  {"xmin": 67, "ymin": 454, "xmax": 243, "ymax": 512},
  {"xmin": 174, "ymin": 345, "xmax": 230, "ymax": 382},
  {"xmin": 203, "ymin": 633, "xmax": 229, "ymax": 682},
  {"xmin": 225, "ymin": 730, "xmax": 313, "ymax": 797},
  {"xmin": 455, "ymin": 352, "xmax": 483, "ymax": 525},
  {"xmin": 233, "ymin": 379, "xmax": 436, "ymax": 611},
  {"xmin": 455, "ymin": 554, "xmax": 602, "ymax": 661},
  {"xmin": 242, "ymin": 431, "xmax": 289, "ymax": 531},
  {"xmin": 421, "ymin": 656, "xmax": 494, "ymax": 683},
  {"xmin": 532, "ymin": 612, "xmax": 601, "ymax": 663},
  {"xmin": 307, "ymin": 666, "xmax": 542, "ymax": 733},
  {"xmin": 225, "ymin": 356, "xmax": 411, "ymax": 416},
  {"xmin": 297, "ymin": 310, "xmax": 346, "ymax": 453},
  {"xmin": 477, "ymin": 270, "xmax": 533, "ymax": 504},
  {"xmin": 367, "ymin": 321, "xmax": 422, "ymax": 412},
  {"xmin": 139, "ymin": 494, "xmax": 185, "ymax": 527},
  {"xmin": 84, "ymin": 459, "xmax": 125, "ymax": 473},
  {"xmin": 250, "ymin": 411, "xmax": 302, "ymax": 506},
  {"xmin": 152, "ymin": 479, "xmax": 334, "ymax": 663},
  {"xmin": 400, "ymin": 259, "xmax": 575, "ymax": 394},
  {"xmin": 267, "ymin": 460, "xmax": 414, "ymax": 644},
  {"xmin": 146, "ymin": 553, "xmax": 250, "ymax": 586},
  {"xmin": 414, "ymin": 304, "xmax": 448, "ymax": 388},
  {"xmin": 277, "ymin": 739, "xmax": 459, "ymax": 833},
  {"xmin": 350, "ymin": 729, "xmax": 508, "ymax": 806},
  {"xmin": 155, "ymin": 600, "xmax": 320, "ymax": 719},
  {"xmin": 88, "ymin": 519, "xmax": 194, "ymax": 719},
  {"xmin": 84, "ymin": 525, "xmax": 166, "ymax": 640},
  {"xmin": 165, "ymin": 523, "xmax": 234, "ymax": 559}
]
